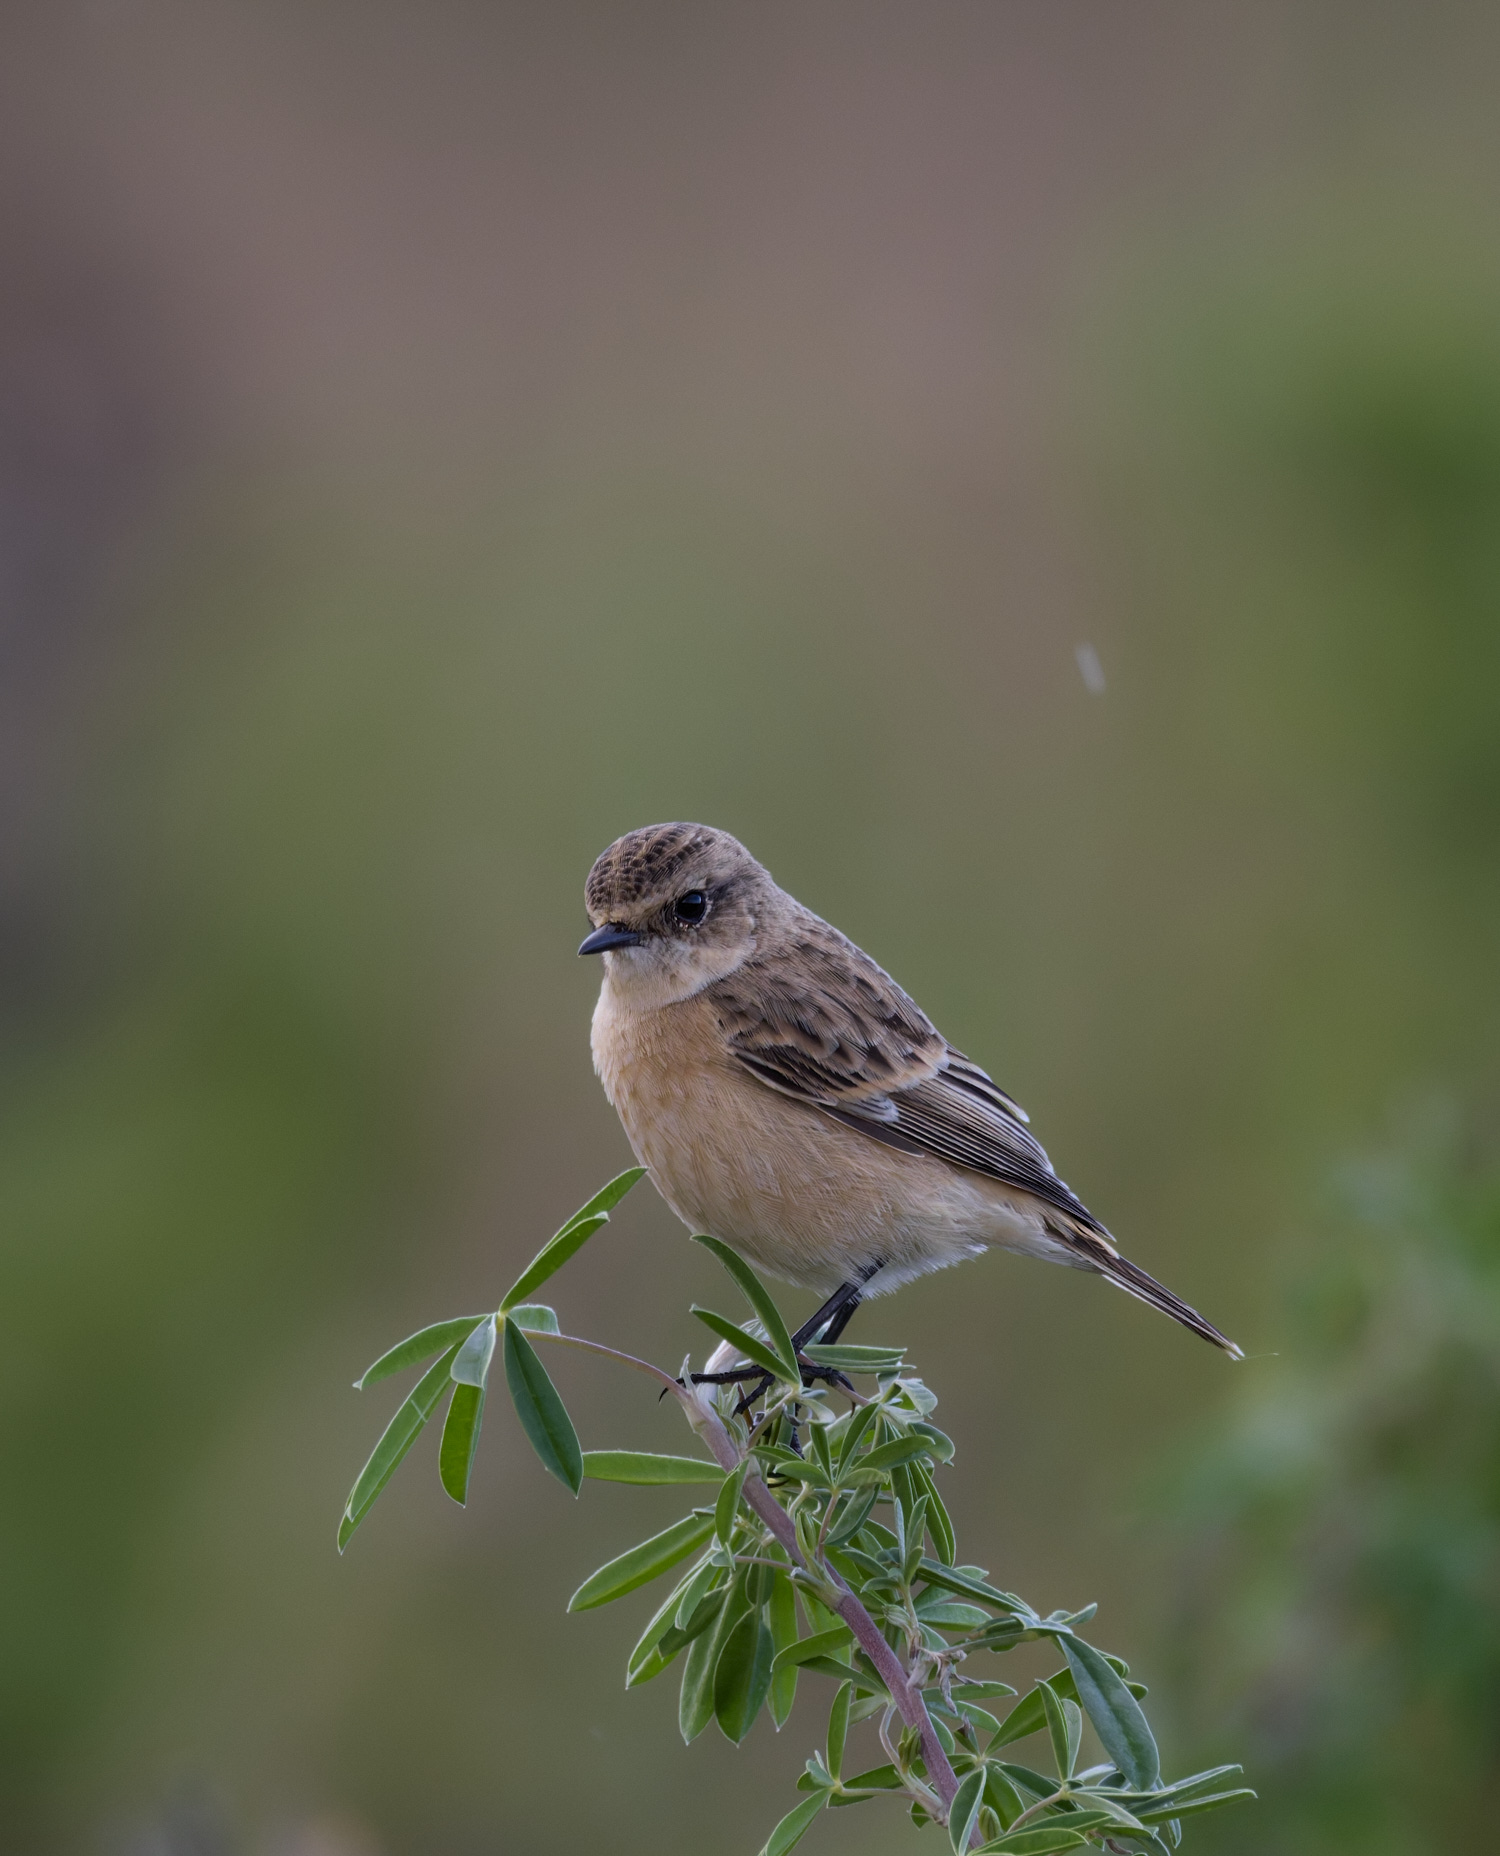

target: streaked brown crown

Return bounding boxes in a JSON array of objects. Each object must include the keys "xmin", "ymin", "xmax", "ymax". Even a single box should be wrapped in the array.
[{"xmin": 585, "ymin": 823, "xmax": 762, "ymax": 924}]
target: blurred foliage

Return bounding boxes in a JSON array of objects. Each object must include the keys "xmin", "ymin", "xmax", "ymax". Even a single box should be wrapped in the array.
[{"xmin": 1162, "ymin": 1119, "xmax": 1500, "ymax": 1855}]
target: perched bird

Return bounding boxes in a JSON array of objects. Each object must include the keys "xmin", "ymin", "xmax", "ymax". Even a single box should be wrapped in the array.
[{"xmin": 581, "ymin": 822, "xmax": 1240, "ymax": 1361}]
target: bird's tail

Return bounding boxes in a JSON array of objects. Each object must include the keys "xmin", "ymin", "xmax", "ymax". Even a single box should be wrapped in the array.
[{"xmin": 1057, "ymin": 1222, "xmax": 1242, "ymax": 1358}]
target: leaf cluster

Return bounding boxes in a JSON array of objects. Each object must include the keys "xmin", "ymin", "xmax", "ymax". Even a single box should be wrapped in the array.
[{"xmin": 339, "ymin": 1171, "xmax": 1253, "ymax": 1854}]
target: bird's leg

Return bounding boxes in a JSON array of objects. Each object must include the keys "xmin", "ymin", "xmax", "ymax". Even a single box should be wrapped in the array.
[
  {"xmin": 789, "ymin": 1258, "xmax": 884, "ymax": 1352},
  {"xmin": 688, "ymin": 1261, "xmax": 886, "ymax": 1421}
]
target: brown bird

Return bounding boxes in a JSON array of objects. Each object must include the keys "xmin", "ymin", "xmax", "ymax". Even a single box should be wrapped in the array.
[{"xmin": 581, "ymin": 822, "xmax": 1240, "ymax": 1363}]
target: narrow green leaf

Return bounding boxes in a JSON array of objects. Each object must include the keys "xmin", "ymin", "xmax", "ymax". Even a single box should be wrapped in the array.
[
  {"xmin": 1060, "ymin": 1635, "xmax": 1161, "ymax": 1790},
  {"xmin": 797, "ymin": 1655, "xmax": 882, "ymax": 1689},
  {"xmin": 825, "ymin": 1485, "xmax": 879, "ymax": 1546},
  {"xmin": 1134, "ymin": 1790, "xmax": 1256, "ymax": 1824},
  {"xmin": 768, "ymin": 1569, "xmax": 799, "ymax": 1728},
  {"xmin": 339, "ymin": 1344, "xmax": 462, "ymax": 1547},
  {"xmin": 982, "ymin": 1765, "xmax": 1025, "ymax": 1831},
  {"xmin": 990, "ymin": 1687, "xmax": 1048, "ymax": 1750},
  {"xmin": 758, "ymin": 1791, "xmax": 826, "ymax": 1856},
  {"xmin": 771, "ymin": 1625, "xmax": 854, "ymax": 1672},
  {"xmin": 993, "ymin": 1764, "xmax": 1058, "ymax": 1799},
  {"xmin": 451, "ymin": 1314, "xmax": 497, "ymax": 1387},
  {"xmin": 680, "ymin": 1573, "xmax": 751, "ymax": 1743},
  {"xmin": 861, "ymin": 1435, "xmax": 933, "ymax": 1473},
  {"xmin": 826, "ymin": 1680, "xmax": 852, "ymax": 1778},
  {"xmin": 841, "ymin": 1763, "xmax": 903, "ymax": 1793},
  {"xmin": 626, "ymin": 1567, "xmax": 704, "ymax": 1683},
  {"xmin": 355, "ymin": 1318, "xmax": 483, "ymax": 1389},
  {"xmin": 715, "ymin": 1458, "xmax": 749, "ymax": 1546},
  {"xmin": 569, "ymin": 1510, "xmax": 716, "ymax": 1611},
  {"xmin": 500, "ymin": 1165, "xmax": 646, "ymax": 1310},
  {"xmin": 919, "ymin": 1560, "xmax": 1029, "ymax": 1612},
  {"xmin": 834, "ymin": 1400, "xmax": 881, "ymax": 1471},
  {"xmin": 691, "ymin": 1308, "xmax": 792, "ymax": 1382},
  {"xmin": 1142, "ymin": 1763, "xmax": 1245, "ymax": 1806},
  {"xmin": 913, "ymin": 1461, "xmax": 957, "ymax": 1565},
  {"xmin": 1038, "ymin": 1681, "xmax": 1071, "ymax": 1779},
  {"xmin": 801, "ymin": 1343, "xmax": 905, "ymax": 1372},
  {"xmin": 919, "ymin": 1602, "xmax": 992, "ymax": 1630},
  {"xmin": 714, "ymin": 1611, "xmax": 775, "ymax": 1742},
  {"xmin": 508, "ymin": 1303, "xmax": 560, "ymax": 1334},
  {"xmin": 582, "ymin": 1449, "xmax": 724, "ymax": 1485},
  {"xmin": 692, "ymin": 1235, "xmax": 801, "ymax": 1381},
  {"xmin": 977, "ymin": 1828, "xmax": 1087, "ymax": 1855},
  {"xmin": 503, "ymin": 1320, "xmax": 583, "ymax": 1492},
  {"xmin": 675, "ymin": 1559, "xmax": 723, "ymax": 1629},
  {"xmin": 949, "ymin": 1768, "xmax": 986, "ymax": 1854},
  {"xmin": 952, "ymin": 1681, "xmax": 1018, "ymax": 1700},
  {"xmin": 438, "ymin": 1383, "xmax": 485, "ymax": 1504}
]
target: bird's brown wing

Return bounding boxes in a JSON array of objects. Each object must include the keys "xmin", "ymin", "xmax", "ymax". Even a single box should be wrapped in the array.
[
  {"xmin": 710, "ymin": 918, "xmax": 1241, "ymax": 1355},
  {"xmin": 707, "ymin": 915, "xmax": 1108, "ymax": 1239}
]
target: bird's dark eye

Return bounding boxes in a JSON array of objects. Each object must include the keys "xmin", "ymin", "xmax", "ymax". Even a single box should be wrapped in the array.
[{"xmin": 673, "ymin": 890, "xmax": 708, "ymax": 924}]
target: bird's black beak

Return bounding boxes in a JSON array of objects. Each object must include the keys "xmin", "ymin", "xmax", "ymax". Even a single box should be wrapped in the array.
[{"xmin": 578, "ymin": 922, "xmax": 643, "ymax": 956}]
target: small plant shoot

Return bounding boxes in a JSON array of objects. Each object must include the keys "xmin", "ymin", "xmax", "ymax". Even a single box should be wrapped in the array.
[{"xmin": 341, "ymin": 1172, "xmax": 1253, "ymax": 1853}]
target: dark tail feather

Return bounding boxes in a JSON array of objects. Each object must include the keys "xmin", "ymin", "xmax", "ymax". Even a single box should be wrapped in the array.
[{"xmin": 1093, "ymin": 1248, "xmax": 1242, "ymax": 1358}]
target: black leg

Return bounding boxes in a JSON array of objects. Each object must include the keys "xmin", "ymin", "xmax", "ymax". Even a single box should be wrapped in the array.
[
  {"xmin": 789, "ymin": 1258, "xmax": 884, "ymax": 1352},
  {"xmin": 688, "ymin": 1260, "xmax": 886, "ymax": 1419}
]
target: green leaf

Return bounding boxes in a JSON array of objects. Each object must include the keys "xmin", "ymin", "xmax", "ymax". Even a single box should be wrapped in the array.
[
  {"xmin": 990, "ymin": 1688, "xmax": 1049, "ymax": 1751},
  {"xmin": 339, "ymin": 1343, "xmax": 462, "ymax": 1548},
  {"xmin": 861, "ymin": 1434, "xmax": 933, "ymax": 1473},
  {"xmin": 826, "ymin": 1680, "xmax": 852, "ymax": 1778},
  {"xmin": 693, "ymin": 1235, "xmax": 801, "ymax": 1381},
  {"xmin": 680, "ymin": 1573, "xmax": 752, "ymax": 1743},
  {"xmin": 801, "ymin": 1343, "xmax": 905, "ymax": 1372},
  {"xmin": 952, "ymin": 1681, "xmax": 1018, "ymax": 1700},
  {"xmin": 796, "ymin": 1655, "xmax": 882, "ymax": 1690},
  {"xmin": 771, "ymin": 1625, "xmax": 854, "ymax": 1672},
  {"xmin": 1134, "ymin": 1790, "xmax": 1256, "ymax": 1824},
  {"xmin": 715, "ymin": 1458, "xmax": 749, "ymax": 1546},
  {"xmin": 949, "ymin": 1768, "xmax": 986, "ymax": 1854},
  {"xmin": 502, "ymin": 1320, "xmax": 583, "ymax": 1492},
  {"xmin": 758, "ymin": 1792, "xmax": 826, "ymax": 1856},
  {"xmin": 768, "ymin": 1569, "xmax": 799, "ymax": 1728},
  {"xmin": 507, "ymin": 1303, "xmax": 560, "ymax": 1333},
  {"xmin": 500, "ymin": 1166, "xmax": 647, "ymax": 1310},
  {"xmin": 913, "ymin": 1461, "xmax": 957, "ymax": 1565},
  {"xmin": 834, "ymin": 1400, "xmax": 882, "ymax": 1471},
  {"xmin": 909, "ymin": 1421, "xmax": 956, "ymax": 1461},
  {"xmin": 977, "ymin": 1828, "xmax": 1088, "ymax": 1855},
  {"xmin": 714, "ymin": 1611, "xmax": 775, "ymax": 1742},
  {"xmin": 993, "ymin": 1764, "xmax": 1058, "ymax": 1799},
  {"xmin": 626, "ymin": 1570, "xmax": 703, "ymax": 1684},
  {"xmin": 451, "ymin": 1314, "xmax": 497, "ymax": 1387},
  {"xmin": 355, "ymin": 1318, "xmax": 484, "ymax": 1389},
  {"xmin": 1060, "ymin": 1635, "xmax": 1160, "ymax": 1790},
  {"xmin": 582, "ymin": 1450, "xmax": 724, "ymax": 1484},
  {"xmin": 691, "ymin": 1309, "xmax": 792, "ymax": 1382},
  {"xmin": 1038, "ymin": 1681, "xmax": 1074, "ymax": 1779},
  {"xmin": 982, "ymin": 1766, "xmax": 1025, "ymax": 1831},
  {"xmin": 915, "ymin": 1599, "xmax": 992, "ymax": 1629},
  {"xmin": 840, "ymin": 1764, "xmax": 903, "ymax": 1793},
  {"xmin": 438, "ymin": 1383, "xmax": 485, "ymax": 1504},
  {"xmin": 918, "ymin": 1561, "xmax": 1029, "ymax": 1612},
  {"xmin": 569, "ymin": 1511, "xmax": 716, "ymax": 1611}
]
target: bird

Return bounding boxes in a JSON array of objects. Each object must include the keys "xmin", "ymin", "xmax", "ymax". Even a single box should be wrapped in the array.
[{"xmin": 579, "ymin": 821, "xmax": 1240, "ymax": 1366}]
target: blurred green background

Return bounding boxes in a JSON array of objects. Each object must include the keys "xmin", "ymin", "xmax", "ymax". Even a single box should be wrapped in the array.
[{"xmin": 2, "ymin": 4, "xmax": 1498, "ymax": 1852}]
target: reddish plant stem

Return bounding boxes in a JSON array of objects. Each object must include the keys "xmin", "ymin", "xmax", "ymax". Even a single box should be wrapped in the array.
[{"xmin": 683, "ymin": 1392, "xmax": 961, "ymax": 1821}]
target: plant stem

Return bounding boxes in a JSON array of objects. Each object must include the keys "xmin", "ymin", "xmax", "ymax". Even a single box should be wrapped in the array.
[{"xmin": 681, "ymin": 1386, "xmax": 964, "ymax": 1825}]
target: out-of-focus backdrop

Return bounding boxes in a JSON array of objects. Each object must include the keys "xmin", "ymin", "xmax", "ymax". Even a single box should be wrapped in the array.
[{"xmin": 4, "ymin": 5, "xmax": 1499, "ymax": 1853}]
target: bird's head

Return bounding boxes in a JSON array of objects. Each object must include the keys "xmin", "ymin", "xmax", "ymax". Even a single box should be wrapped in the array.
[{"xmin": 581, "ymin": 822, "xmax": 775, "ymax": 1003}]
